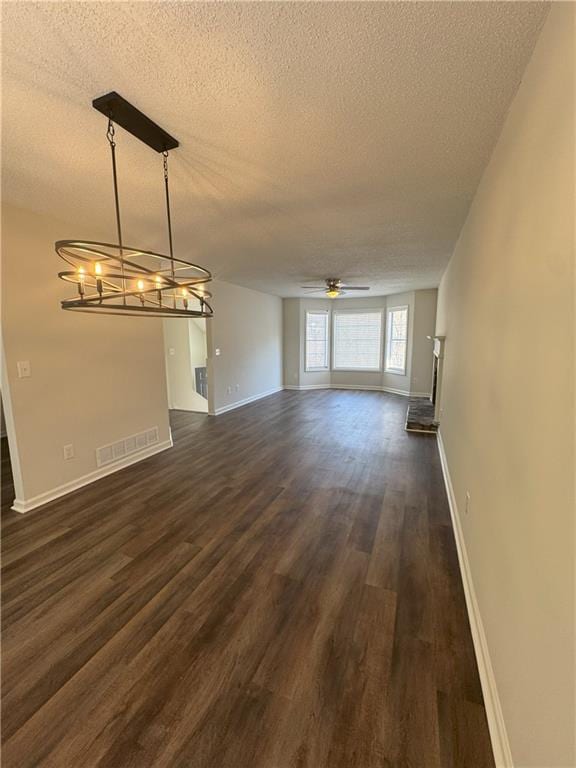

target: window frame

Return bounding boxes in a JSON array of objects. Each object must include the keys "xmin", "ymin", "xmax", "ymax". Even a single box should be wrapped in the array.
[
  {"xmin": 331, "ymin": 308, "xmax": 384, "ymax": 372},
  {"xmin": 385, "ymin": 304, "xmax": 409, "ymax": 375},
  {"xmin": 304, "ymin": 310, "xmax": 330, "ymax": 372}
]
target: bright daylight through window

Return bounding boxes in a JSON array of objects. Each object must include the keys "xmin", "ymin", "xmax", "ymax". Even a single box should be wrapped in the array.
[
  {"xmin": 385, "ymin": 306, "xmax": 408, "ymax": 374},
  {"xmin": 333, "ymin": 311, "xmax": 383, "ymax": 371},
  {"xmin": 305, "ymin": 311, "xmax": 329, "ymax": 370}
]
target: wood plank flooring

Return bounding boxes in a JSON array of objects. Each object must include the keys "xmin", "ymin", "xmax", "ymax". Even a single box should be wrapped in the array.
[{"xmin": 1, "ymin": 390, "xmax": 494, "ymax": 767}]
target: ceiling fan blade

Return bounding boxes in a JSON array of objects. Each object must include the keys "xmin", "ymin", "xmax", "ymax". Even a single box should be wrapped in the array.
[
  {"xmin": 300, "ymin": 286, "xmax": 326, "ymax": 290},
  {"xmin": 340, "ymin": 286, "xmax": 370, "ymax": 290}
]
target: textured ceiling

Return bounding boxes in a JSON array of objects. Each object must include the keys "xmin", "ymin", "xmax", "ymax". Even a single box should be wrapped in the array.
[{"xmin": 2, "ymin": 1, "xmax": 548, "ymax": 297}]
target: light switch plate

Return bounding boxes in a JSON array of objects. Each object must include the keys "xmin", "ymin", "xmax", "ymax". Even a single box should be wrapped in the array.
[{"xmin": 17, "ymin": 360, "xmax": 31, "ymax": 378}]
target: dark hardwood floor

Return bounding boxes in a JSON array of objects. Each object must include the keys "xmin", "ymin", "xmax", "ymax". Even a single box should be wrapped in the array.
[{"xmin": 1, "ymin": 390, "xmax": 494, "ymax": 767}]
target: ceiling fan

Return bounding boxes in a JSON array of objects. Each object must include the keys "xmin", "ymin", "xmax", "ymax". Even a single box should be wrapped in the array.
[{"xmin": 300, "ymin": 278, "xmax": 370, "ymax": 299}]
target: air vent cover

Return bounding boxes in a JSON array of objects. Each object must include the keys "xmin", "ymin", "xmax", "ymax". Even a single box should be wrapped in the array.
[{"xmin": 96, "ymin": 426, "xmax": 159, "ymax": 468}]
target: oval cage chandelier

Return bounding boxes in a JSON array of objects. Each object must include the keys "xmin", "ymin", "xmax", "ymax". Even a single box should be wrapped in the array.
[{"xmin": 56, "ymin": 92, "xmax": 213, "ymax": 318}]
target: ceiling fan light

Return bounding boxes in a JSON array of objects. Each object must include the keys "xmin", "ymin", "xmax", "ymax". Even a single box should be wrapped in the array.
[{"xmin": 326, "ymin": 289, "xmax": 340, "ymax": 298}]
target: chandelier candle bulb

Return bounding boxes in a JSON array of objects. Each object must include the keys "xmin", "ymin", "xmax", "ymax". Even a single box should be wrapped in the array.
[
  {"xmin": 154, "ymin": 276, "xmax": 163, "ymax": 306},
  {"xmin": 77, "ymin": 266, "xmax": 86, "ymax": 297},
  {"xmin": 136, "ymin": 279, "xmax": 146, "ymax": 305}
]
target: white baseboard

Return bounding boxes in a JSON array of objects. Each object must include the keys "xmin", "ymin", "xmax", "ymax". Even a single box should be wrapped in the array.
[
  {"xmin": 210, "ymin": 386, "xmax": 284, "ymax": 416},
  {"xmin": 216, "ymin": 384, "xmax": 421, "ymax": 403},
  {"xmin": 283, "ymin": 384, "xmax": 329, "ymax": 391},
  {"xmin": 381, "ymin": 385, "xmax": 411, "ymax": 396},
  {"xmin": 436, "ymin": 430, "xmax": 513, "ymax": 768},
  {"xmin": 11, "ymin": 437, "xmax": 173, "ymax": 515},
  {"xmin": 283, "ymin": 384, "xmax": 428, "ymax": 398},
  {"xmin": 331, "ymin": 384, "xmax": 386, "ymax": 392},
  {"xmin": 332, "ymin": 384, "xmax": 430, "ymax": 398}
]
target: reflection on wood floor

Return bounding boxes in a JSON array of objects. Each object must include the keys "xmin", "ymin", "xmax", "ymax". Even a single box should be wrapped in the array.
[{"xmin": 1, "ymin": 390, "xmax": 494, "ymax": 768}]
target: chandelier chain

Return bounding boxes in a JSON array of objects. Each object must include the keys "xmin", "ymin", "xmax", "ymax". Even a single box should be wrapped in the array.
[
  {"xmin": 107, "ymin": 117, "xmax": 126, "ymax": 301},
  {"xmin": 162, "ymin": 150, "xmax": 169, "ymax": 181},
  {"xmin": 106, "ymin": 118, "xmax": 115, "ymax": 147},
  {"xmin": 162, "ymin": 150, "xmax": 176, "ymax": 308}
]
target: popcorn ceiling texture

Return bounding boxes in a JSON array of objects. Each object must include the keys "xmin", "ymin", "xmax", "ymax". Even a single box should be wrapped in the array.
[{"xmin": 2, "ymin": 1, "xmax": 548, "ymax": 297}]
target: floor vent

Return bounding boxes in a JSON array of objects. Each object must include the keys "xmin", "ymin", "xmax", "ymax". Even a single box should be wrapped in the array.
[{"xmin": 96, "ymin": 426, "xmax": 160, "ymax": 468}]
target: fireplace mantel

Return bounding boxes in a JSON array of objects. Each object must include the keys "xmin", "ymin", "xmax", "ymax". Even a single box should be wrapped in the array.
[
  {"xmin": 433, "ymin": 335, "xmax": 445, "ymax": 359},
  {"xmin": 427, "ymin": 335, "xmax": 446, "ymax": 359}
]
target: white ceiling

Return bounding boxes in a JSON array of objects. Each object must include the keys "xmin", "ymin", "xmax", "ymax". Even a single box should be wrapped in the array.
[{"xmin": 2, "ymin": 1, "xmax": 548, "ymax": 297}]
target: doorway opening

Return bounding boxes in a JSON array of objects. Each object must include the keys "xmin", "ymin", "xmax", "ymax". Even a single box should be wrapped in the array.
[
  {"xmin": 1, "ymin": 392, "xmax": 15, "ymax": 512},
  {"xmin": 163, "ymin": 318, "xmax": 209, "ymax": 414}
]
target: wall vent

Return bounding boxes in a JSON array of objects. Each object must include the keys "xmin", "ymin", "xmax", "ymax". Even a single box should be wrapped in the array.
[{"xmin": 96, "ymin": 426, "xmax": 160, "ymax": 468}]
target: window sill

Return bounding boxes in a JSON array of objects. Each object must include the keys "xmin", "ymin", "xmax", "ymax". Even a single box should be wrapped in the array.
[{"xmin": 384, "ymin": 368, "xmax": 406, "ymax": 376}]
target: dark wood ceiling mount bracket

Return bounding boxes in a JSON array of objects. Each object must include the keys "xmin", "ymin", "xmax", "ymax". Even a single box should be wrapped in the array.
[{"xmin": 92, "ymin": 91, "xmax": 179, "ymax": 152}]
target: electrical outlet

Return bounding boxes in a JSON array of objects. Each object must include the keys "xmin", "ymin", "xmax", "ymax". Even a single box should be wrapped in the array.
[
  {"xmin": 227, "ymin": 385, "xmax": 232, "ymax": 395},
  {"xmin": 63, "ymin": 443, "xmax": 74, "ymax": 460},
  {"xmin": 168, "ymin": 348, "xmax": 175, "ymax": 356},
  {"xmin": 465, "ymin": 491, "xmax": 471, "ymax": 514},
  {"xmin": 234, "ymin": 384, "xmax": 240, "ymax": 392},
  {"xmin": 17, "ymin": 360, "xmax": 31, "ymax": 378},
  {"xmin": 215, "ymin": 348, "xmax": 221, "ymax": 356}
]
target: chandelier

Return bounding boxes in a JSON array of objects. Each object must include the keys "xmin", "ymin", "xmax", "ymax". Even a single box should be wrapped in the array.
[{"xmin": 56, "ymin": 92, "xmax": 213, "ymax": 318}]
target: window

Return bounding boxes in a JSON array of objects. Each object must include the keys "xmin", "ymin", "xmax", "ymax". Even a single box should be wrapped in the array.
[
  {"xmin": 385, "ymin": 306, "xmax": 408, "ymax": 374},
  {"xmin": 305, "ymin": 311, "xmax": 329, "ymax": 370},
  {"xmin": 332, "ymin": 311, "xmax": 383, "ymax": 371}
]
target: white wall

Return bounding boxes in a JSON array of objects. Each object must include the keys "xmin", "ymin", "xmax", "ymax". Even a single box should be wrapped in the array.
[
  {"xmin": 163, "ymin": 319, "xmax": 207, "ymax": 413},
  {"xmin": 206, "ymin": 280, "xmax": 283, "ymax": 414},
  {"xmin": 409, "ymin": 288, "xmax": 437, "ymax": 397},
  {"xmin": 188, "ymin": 319, "xmax": 207, "ymax": 369},
  {"xmin": 284, "ymin": 289, "xmax": 436, "ymax": 395},
  {"xmin": 283, "ymin": 299, "xmax": 301, "ymax": 387},
  {"xmin": 435, "ymin": 6, "xmax": 574, "ymax": 766},
  {"xmin": 2, "ymin": 203, "xmax": 172, "ymax": 509}
]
